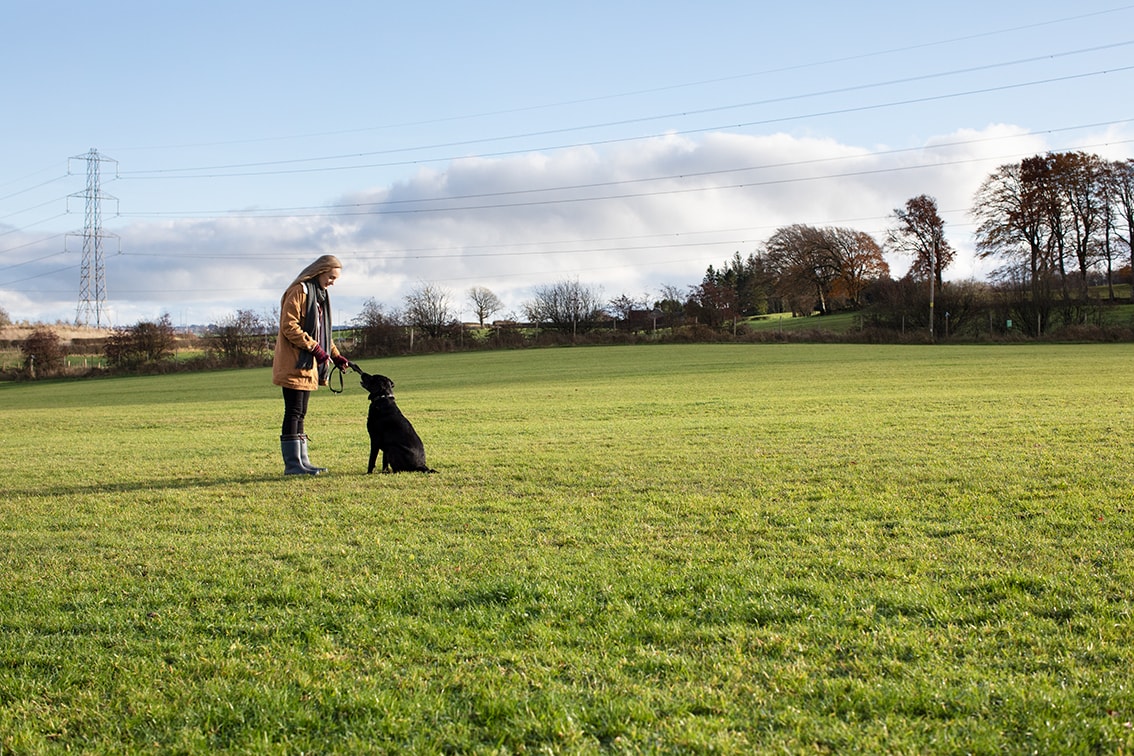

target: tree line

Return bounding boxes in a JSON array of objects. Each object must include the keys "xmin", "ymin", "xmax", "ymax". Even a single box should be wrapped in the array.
[
  {"xmin": 7, "ymin": 150, "xmax": 1133, "ymax": 378},
  {"xmin": 354, "ymin": 150, "xmax": 1133, "ymax": 349}
]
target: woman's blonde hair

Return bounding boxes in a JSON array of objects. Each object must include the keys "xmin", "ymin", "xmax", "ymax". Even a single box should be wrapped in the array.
[{"xmin": 289, "ymin": 255, "xmax": 343, "ymax": 288}]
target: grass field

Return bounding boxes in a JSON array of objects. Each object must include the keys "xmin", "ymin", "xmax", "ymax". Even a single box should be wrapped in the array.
[{"xmin": 1, "ymin": 343, "xmax": 1132, "ymax": 754}]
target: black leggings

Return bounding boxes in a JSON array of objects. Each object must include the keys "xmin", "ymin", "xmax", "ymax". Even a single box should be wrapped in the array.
[{"xmin": 281, "ymin": 388, "xmax": 311, "ymax": 436}]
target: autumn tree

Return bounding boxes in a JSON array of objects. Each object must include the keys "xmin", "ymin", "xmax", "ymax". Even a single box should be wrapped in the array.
[
  {"xmin": 764, "ymin": 225, "xmax": 838, "ymax": 315},
  {"xmin": 764, "ymin": 225, "xmax": 887, "ymax": 314},
  {"xmin": 887, "ymin": 194, "xmax": 954, "ymax": 290},
  {"xmin": 825, "ymin": 227, "xmax": 889, "ymax": 307}
]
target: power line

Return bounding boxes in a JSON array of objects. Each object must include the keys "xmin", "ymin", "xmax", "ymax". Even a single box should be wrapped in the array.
[
  {"xmin": 0, "ymin": 249, "xmax": 68, "ymax": 272},
  {"xmin": 106, "ymin": 4, "xmax": 1134, "ymax": 154},
  {"xmin": 0, "ymin": 173, "xmax": 69, "ymax": 203},
  {"xmin": 117, "ymin": 46, "xmax": 1134, "ymax": 180},
  {"xmin": 115, "ymin": 127, "xmax": 1134, "ymax": 221}
]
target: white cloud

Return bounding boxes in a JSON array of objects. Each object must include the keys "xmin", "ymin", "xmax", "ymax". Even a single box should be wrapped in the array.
[{"xmin": 2, "ymin": 123, "xmax": 1128, "ymax": 326}]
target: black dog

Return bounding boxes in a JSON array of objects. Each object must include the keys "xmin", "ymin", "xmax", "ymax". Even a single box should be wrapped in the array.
[{"xmin": 357, "ymin": 371, "xmax": 436, "ymax": 474}]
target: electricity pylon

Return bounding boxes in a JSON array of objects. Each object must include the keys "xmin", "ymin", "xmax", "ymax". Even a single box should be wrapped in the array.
[{"xmin": 69, "ymin": 149, "xmax": 118, "ymax": 327}]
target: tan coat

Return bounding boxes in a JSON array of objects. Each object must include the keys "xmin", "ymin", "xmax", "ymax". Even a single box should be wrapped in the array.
[{"xmin": 272, "ymin": 282, "xmax": 342, "ymax": 390}]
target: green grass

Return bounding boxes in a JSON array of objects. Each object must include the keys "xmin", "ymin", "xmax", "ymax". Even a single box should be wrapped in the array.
[
  {"xmin": 1, "ymin": 344, "xmax": 1133, "ymax": 754},
  {"xmin": 745, "ymin": 311, "xmax": 859, "ymax": 333}
]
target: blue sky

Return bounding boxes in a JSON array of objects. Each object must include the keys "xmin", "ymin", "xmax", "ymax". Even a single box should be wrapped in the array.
[{"xmin": 3, "ymin": 1, "xmax": 1133, "ymax": 326}]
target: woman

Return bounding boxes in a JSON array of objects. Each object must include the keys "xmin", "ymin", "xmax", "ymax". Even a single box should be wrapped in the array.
[{"xmin": 272, "ymin": 254, "xmax": 351, "ymax": 475}]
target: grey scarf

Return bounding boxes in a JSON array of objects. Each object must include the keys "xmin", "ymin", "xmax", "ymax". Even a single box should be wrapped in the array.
[{"xmin": 296, "ymin": 281, "xmax": 332, "ymax": 383}]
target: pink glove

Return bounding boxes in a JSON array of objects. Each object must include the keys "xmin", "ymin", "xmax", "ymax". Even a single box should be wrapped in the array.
[
  {"xmin": 332, "ymin": 354, "xmax": 350, "ymax": 370},
  {"xmin": 310, "ymin": 344, "xmax": 329, "ymax": 365}
]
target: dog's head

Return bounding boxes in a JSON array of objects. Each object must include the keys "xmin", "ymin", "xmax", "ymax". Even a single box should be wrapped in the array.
[{"xmin": 359, "ymin": 371, "xmax": 395, "ymax": 399}]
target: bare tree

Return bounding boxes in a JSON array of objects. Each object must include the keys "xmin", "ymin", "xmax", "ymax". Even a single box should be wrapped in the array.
[
  {"xmin": 353, "ymin": 298, "xmax": 404, "ymax": 356},
  {"xmin": 972, "ymin": 160, "xmax": 1054, "ymax": 308},
  {"xmin": 523, "ymin": 278, "xmax": 604, "ymax": 337},
  {"xmin": 654, "ymin": 284, "xmax": 685, "ymax": 328},
  {"xmin": 608, "ymin": 292, "xmax": 645, "ymax": 329},
  {"xmin": 404, "ymin": 282, "xmax": 454, "ymax": 338},
  {"xmin": 467, "ymin": 286, "xmax": 504, "ymax": 327},
  {"xmin": 1110, "ymin": 158, "xmax": 1134, "ymax": 302},
  {"xmin": 20, "ymin": 328, "xmax": 65, "ymax": 377},
  {"xmin": 104, "ymin": 313, "xmax": 177, "ymax": 368},
  {"xmin": 1054, "ymin": 151, "xmax": 1109, "ymax": 302},
  {"xmin": 210, "ymin": 309, "xmax": 269, "ymax": 366},
  {"xmin": 973, "ymin": 152, "xmax": 1117, "ymax": 329}
]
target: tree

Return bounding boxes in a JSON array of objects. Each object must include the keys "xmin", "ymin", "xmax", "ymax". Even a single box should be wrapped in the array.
[
  {"xmin": 210, "ymin": 309, "xmax": 269, "ymax": 366},
  {"xmin": 764, "ymin": 225, "xmax": 887, "ymax": 314},
  {"xmin": 132, "ymin": 314, "xmax": 178, "ymax": 363},
  {"xmin": 1098, "ymin": 160, "xmax": 1126, "ymax": 300},
  {"xmin": 887, "ymin": 195, "xmax": 952, "ymax": 338},
  {"xmin": 765, "ymin": 225, "xmax": 835, "ymax": 315},
  {"xmin": 0, "ymin": 305, "xmax": 11, "ymax": 327},
  {"xmin": 608, "ymin": 292, "xmax": 645, "ymax": 329},
  {"xmin": 467, "ymin": 286, "xmax": 504, "ymax": 327},
  {"xmin": 1110, "ymin": 158, "xmax": 1134, "ymax": 302},
  {"xmin": 887, "ymin": 195, "xmax": 954, "ymax": 290},
  {"xmin": 972, "ymin": 159, "xmax": 1056, "ymax": 333},
  {"xmin": 973, "ymin": 151, "xmax": 1122, "ymax": 330},
  {"xmin": 352, "ymin": 298, "xmax": 404, "ymax": 356},
  {"xmin": 687, "ymin": 279, "xmax": 738, "ymax": 330},
  {"xmin": 1054, "ymin": 151, "xmax": 1109, "ymax": 303},
  {"xmin": 104, "ymin": 314, "xmax": 176, "ymax": 368},
  {"xmin": 825, "ymin": 227, "xmax": 889, "ymax": 308},
  {"xmin": 653, "ymin": 284, "xmax": 685, "ymax": 329},
  {"xmin": 20, "ymin": 328, "xmax": 65, "ymax": 377},
  {"xmin": 404, "ymin": 282, "xmax": 454, "ymax": 338},
  {"xmin": 523, "ymin": 278, "xmax": 604, "ymax": 337},
  {"xmin": 702, "ymin": 252, "xmax": 774, "ymax": 317}
]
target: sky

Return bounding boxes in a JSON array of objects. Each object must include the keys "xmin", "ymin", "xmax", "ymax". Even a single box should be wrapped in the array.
[{"xmin": 2, "ymin": 1, "xmax": 1133, "ymax": 328}]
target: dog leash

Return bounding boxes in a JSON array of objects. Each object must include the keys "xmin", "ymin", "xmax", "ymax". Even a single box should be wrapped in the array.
[
  {"xmin": 328, "ymin": 361, "xmax": 365, "ymax": 394},
  {"xmin": 328, "ymin": 365, "xmax": 346, "ymax": 394}
]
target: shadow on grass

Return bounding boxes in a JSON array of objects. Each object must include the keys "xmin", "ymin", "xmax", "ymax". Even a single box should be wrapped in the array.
[{"xmin": 4, "ymin": 471, "xmax": 357, "ymax": 499}]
